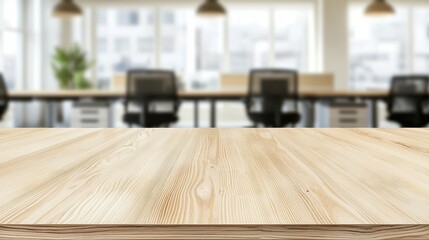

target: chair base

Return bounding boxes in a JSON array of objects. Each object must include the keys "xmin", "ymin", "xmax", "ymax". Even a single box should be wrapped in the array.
[
  {"xmin": 124, "ymin": 113, "xmax": 178, "ymax": 128},
  {"xmin": 249, "ymin": 113, "xmax": 301, "ymax": 128},
  {"xmin": 388, "ymin": 114, "xmax": 429, "ymax": 128}
]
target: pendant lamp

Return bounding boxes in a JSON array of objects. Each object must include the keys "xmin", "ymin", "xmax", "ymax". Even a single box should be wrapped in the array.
[{"xmin": 53, "ymin": 0, "xmax": 82, "ymax": 18}]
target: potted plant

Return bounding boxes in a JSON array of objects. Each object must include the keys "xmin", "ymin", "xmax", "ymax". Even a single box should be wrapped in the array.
[
  {"xmin": 52, "ymin": 44, "xmax": 95, "ymax": 90},
  {"xmin": 51, "ymin": 44, "xmax": 95, "ymax": 126}
]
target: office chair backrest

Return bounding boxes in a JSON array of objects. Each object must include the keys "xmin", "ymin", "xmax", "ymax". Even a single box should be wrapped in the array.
[
  {"xmin": 388, "ymin": 75, "xmax": 429, "ymax": 114},
  {"xmin": 0, "ymin": 73, "xmax": 9, "ymax": 120},
  {"xmin": 247, "ymin": 69, "xmax": 299, "ymax": 114},
  {"xmin": 126, "ymin": 69, "xmax": 179, "ymax": 114}
]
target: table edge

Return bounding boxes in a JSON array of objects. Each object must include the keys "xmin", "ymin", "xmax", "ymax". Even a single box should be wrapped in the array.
[{"xmin": 2, "ymin": 224, "xmax": 429, "ymax": 240}]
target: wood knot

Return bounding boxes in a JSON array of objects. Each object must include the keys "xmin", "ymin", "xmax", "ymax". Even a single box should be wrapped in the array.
[{"xmin": 196, "ymin": 182, "xmax": 212, "ymax": 201}]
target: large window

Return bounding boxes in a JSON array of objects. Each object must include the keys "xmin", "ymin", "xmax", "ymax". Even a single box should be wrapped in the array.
[
  {"xmin": 92, "ymin": 3, "xmax": 314, "ymax": 89},
  {"xmin": 0, "ymin": 0, "xmax": 23, "ymax": 90},
  {"xmin": 160, "ymin": 9, "xmax": 193, "ymax": 77},
  {"xmin": 228, "ymin": 6, "xmax": 313, "ymax": 73},
  {"xmin": 349, "ymin": 4, "xmax": 429, "ymax": 90},
  {"xmin": 274, "ymin": 7, "xmax": 311, "ymax": 71},
  {"xmin": 160, "ymin": 9, "xmax": 223, "ymax": 89},
  {"xmin": 96, "ymin": 8, "xmax": 156, "ymax": 89},
  {"xmin": 196, "ymin": 18, "xmax": 223, "ymax": 73},
  {"xmin": 228, "ymin": 9, "xmax": 270, "ymax": 73},
  {"xmin": 117, "ymin": 10, "xmax": 140, "ymax": 26}
]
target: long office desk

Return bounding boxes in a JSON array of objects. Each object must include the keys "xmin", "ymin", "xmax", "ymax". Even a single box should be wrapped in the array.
[
  {"xmin": 1, "ymin": 129, "xmax": 428, "ymax": 239},
  {"xmin": 9, "ymin": 89, "xmax": 388, "ymax": 127}
]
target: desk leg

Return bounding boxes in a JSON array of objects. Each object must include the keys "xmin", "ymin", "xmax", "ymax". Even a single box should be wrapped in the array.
[
  {"xmin": 108, "ymin": 101, "xmax": 115, "ymax": 128},
  {"xmin": 371, "ymin": 99, "xmax": 378, "ymax": 128},
  {"xmin": 306, "ymin": 99, "xmax": 316, "ymax": 128},
  {"xmin": 194, "ymin": 100, "xmax": 199, "ymax": 128},
  {"xmin": 210, "ymin": 99, "xmax": 216, "ymax": 128},
  {"xmin": 46, "ymin": 102, "xmax": 56, "ymax": 128}
]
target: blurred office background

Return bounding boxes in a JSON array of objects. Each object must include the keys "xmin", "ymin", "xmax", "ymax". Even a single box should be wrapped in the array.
[{"xmin": 0, "ymin": 0, "xmax": 428, "ymax": 128}]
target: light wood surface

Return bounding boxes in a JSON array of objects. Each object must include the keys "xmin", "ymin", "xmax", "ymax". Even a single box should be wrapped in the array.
[
  {"xmin": 8, "ymin": 89, "xmax": 388, "ymax": 100},
  {"xmin": 220, "ymin": 73, "xmax": 335, "ymax": 91},
  {"xmin": 1, "ymin": 129, "xmax": 428, "ymax": 239},
  {"xmin": 2, "ymin": 225, "xmax": 429, "ymax": 239}
]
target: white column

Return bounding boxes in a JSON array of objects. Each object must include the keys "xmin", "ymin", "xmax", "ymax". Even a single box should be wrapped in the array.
[
  {"xmin": 322, "ymin": 0, "xmax": 349, "ymax": 90},
  {"xmin": 60, "ymin": 19, "xmax": 73, "ymax": 48}
]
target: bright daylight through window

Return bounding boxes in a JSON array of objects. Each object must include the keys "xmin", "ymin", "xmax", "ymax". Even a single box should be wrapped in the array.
[
  {"xmin": 349, "ymin": 4, "xmax": 429, "ymax": 90},
  {"xmin": 94, "ymin": 4, "xmax": 314, "ymax": 90}
]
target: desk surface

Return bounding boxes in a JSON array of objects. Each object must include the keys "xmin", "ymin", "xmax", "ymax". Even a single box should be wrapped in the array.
[
  {"xmin": 8, "ymin": 89, "xmax": 388, "ymax": 100},
  {"xmin": 1, "ymin": 129, "xmax": 428, "ymax": 239}
]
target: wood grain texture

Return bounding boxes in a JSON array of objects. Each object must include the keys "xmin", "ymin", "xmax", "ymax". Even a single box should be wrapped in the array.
[
  {"xmin": 220, "ymin": 73, "xmax": 335, "ymax": 91},
  {"xmin": 2, "ymin": 225, "xmax": 429, "ymax": 240},
  {"xmin": 1, "ymin": 129, "xmax": 428, "ymax": 239}
]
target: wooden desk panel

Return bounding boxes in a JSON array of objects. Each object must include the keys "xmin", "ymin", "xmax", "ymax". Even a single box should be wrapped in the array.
[{"xmin": 1, "ymin": 129, "xmax": 428, "ymax": 239}]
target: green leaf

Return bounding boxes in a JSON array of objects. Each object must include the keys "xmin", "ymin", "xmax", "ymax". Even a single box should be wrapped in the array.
[{"xmin": 51, "ymin": 44, "xmax": 95, "ymax": 90}]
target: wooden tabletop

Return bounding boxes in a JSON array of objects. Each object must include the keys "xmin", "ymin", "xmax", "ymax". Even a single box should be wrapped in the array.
[
  {"xmin": 8, "ymin": 89, "xmax": 389, "ymax": 100},
  {"xmin": 1, "ymin": 129, "xmax": 429, "ymax": 239}
]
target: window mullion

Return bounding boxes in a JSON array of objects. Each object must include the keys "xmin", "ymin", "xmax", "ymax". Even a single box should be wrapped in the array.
[
  {"xmin": 89, "ymin": 8, "xmax": 97, "ymax": 85},
  {"xmin": 155, "ymin": 7, "xmax": 161, "ymax": 68},
  {"xmin": 223, "ymin": 13, "xmax": 229, "ymax": 73},
  {"xmin": 407, "ymin": 5, "xmax": 414, "ymax": 74},
  {"xmin": 269, "ymin": 8, "xmax": 275, "ymax": 67}
]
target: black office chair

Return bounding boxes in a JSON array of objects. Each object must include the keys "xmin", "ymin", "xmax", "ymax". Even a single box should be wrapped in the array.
[
  {"xmin": 123, "ymin": 69, "xmax": 180, "ymax": 128},
  {"xmin": 246, "ymin": 69, "xmax": 301, "ymax": 127},
  {"xmin": 0, "ymin": 73, "xmax": 9, "ymax": 121},
  {"xmin": 387, "ymin": 75, "xmax": 429, "ymax": 128}
]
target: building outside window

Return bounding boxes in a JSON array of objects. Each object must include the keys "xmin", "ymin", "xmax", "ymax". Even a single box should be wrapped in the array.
[
  {"xmin": 137, "ymin": 37, "xmax": 154, "ymax": 53},
  {"xmin": 96, "ymin": 8, "xmax": 156, "ymax": 89},
  {"xmin": 159, "ymin": 9, "xmax": 224, "ymax": 89},
  {"xmin": 274, "ymin": 7, "xmax": 312, "ymax": 71},
  {"xmin": 98, "ymin": 38, "xmax": 108, "ymax": 52},
  {"xmin": 349, "ymin": 4, "xmax": 429, "ymax": 90},
  {"xmin": 98, "ymin": 10, "xmax": 108, "ymax": 25},
  {"xmin": 92, "ymin": 4, "xmax": 315, "ymax": 90},
  {"xmin": 117, "ymin": 10, "xmax": 140, "ymax": 26},
  {"xmin": 194, "ymin": 17, "xmax": 224, "ymax": 89},
  {"xmin": 160, "ymin": 9, "xmax": 192, "ymax": 82},
  {"xmin": 115, "ymin": 38, "xmax": 130, "ymax": 52},
  {"xmin": 228, "ymin": 9, "xmax": 270, "ymax": 73},
  {"xmin": 196, "ymin": 18, "xmax": 223, "ymax": 72}
]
